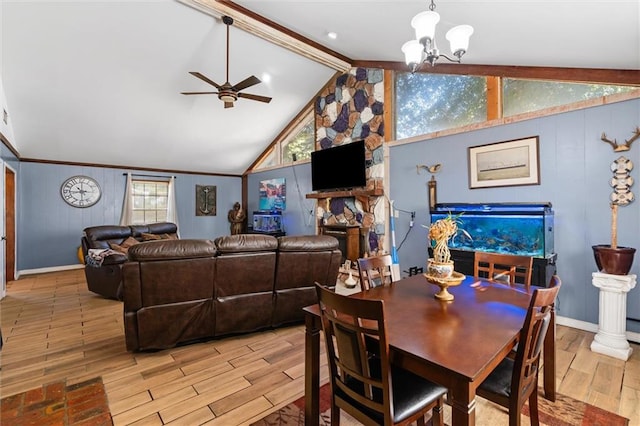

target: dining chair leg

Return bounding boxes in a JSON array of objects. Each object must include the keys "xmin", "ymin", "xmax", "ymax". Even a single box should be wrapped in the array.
[
  {"xmin": 331, "ymin": 403, "xmax": 341, "ymax": 426},
  {"xmin": 431, "ymin": 399, "xmax": 444, "ymax": 426},
  {"xmin": 528, "ymin": 391, "xmax": 540, "ymax": 426}
]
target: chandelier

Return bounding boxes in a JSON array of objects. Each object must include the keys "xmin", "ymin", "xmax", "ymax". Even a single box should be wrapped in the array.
[{"xmin": 401, "ymin": 0, "xmax": 473, "ymax": 71}]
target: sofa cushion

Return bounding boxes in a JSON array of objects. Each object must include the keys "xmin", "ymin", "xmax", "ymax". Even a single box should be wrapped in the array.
[
  {"xmin": 277, "ymin": 235, "xmax": 339, "ymax": 252},
  {"xmin": 110, "ymin": 236, "xmax": 140, "ymax": 254},
  {"xmin": 130, "ymin": 222, "xmax": 178, "ymax": 238},
  {"xmin": 128, "ymin": 239, "xmax": 216, "ymax": 261},
  {"xmin": 141, "ymin": 232, "xmax": 162, "ymax": 241},
  {"xmin": 214, "ymin": 234, "xmax": 278, "ymax": 253}
]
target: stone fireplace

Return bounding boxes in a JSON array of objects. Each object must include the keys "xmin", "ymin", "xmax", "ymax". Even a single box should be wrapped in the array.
[{"xmin": 311, "ymin": 67, "xmax": 386, "ymax": 253}]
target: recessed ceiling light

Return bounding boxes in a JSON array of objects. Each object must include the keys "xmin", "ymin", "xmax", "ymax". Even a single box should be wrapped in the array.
[
  {"xmin": 327, "ymin": 32, "xmax": 337, "ymax": 40},
  {"xmin": 261, "ymin": 73, "xmax": 271, "ymax": 83}
]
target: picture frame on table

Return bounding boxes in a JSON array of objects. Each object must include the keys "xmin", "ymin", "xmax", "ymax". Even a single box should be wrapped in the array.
[{"xmin": 468, "ymin": 136, "xmax": 540, "ymax": 189}]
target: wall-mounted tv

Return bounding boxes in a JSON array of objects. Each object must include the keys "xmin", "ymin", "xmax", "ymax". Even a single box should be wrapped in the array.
[{"xmin": 311, "ymin": 140, "xmax": 366, "ymax": 191}]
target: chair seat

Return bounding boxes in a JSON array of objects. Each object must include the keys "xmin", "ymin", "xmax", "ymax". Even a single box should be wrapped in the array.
[
  {"xmin": 336, "ymin": 358, "xmax": 447, "ymax": 423},
  {"xmin": 478, "ymin": 357, "xmax": 515, "ymax": 398}
]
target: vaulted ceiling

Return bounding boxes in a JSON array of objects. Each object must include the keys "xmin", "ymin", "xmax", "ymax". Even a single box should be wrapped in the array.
[{"xmin": 2, "ymin": 1, "xmax": 638, "ymax": 175}]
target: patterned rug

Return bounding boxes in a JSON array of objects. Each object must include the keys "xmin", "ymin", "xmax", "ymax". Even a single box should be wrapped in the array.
[
  {"xmin": 252, "ymin": 383, "xmax": 630, "ymax": 426},
  {"xmin": 0, "ymin": 377, "xmax": 112, "ymax": 426}
]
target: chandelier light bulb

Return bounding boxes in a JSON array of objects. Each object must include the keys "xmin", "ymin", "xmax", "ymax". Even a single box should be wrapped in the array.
[
  {"xmin": 446, "ymin": 25, "xmax": 474, "ymax": 58},
  {"xmin": 402, "ymin": 40, "xmax": 424, "ymax": 68},
  {"xmin": 411, "ymin": 10, "xmax": 440, "ymax": 45}
]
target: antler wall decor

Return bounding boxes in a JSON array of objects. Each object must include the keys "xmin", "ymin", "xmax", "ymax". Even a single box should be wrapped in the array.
[{"xmin": 601, "ymin": 126, "xmax": 640, "ymax": 152}]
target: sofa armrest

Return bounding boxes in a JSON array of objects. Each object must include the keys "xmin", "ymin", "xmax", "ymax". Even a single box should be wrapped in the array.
[{"xmin": 100, "ymin": 252, "xmax": 129, "ymax": 265}]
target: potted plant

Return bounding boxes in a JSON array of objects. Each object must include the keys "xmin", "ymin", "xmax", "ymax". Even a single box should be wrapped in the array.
[{"xmin": 592, "ymin": 203, "xmax": 636, "ymax": 275}]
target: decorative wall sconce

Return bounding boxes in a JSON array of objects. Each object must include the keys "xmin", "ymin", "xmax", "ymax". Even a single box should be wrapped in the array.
[{"xmin": 417, "ymin": 163, "xmax": 441, "ymax": 211}]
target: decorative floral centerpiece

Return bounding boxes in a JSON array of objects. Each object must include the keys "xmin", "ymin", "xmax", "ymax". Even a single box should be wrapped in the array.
[
  {"xmin": 426, "ymin": 213, "xmax": 464, "ymax": 278},
  {"xmin": 429, "ymin": 215, "xmax": 458, "ymax": 264}
]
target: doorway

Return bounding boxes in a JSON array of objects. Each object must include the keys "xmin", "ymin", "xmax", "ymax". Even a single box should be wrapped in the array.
[{"xmin": 4, "ymin": 165, "xmax": 16, "ymax": 288}]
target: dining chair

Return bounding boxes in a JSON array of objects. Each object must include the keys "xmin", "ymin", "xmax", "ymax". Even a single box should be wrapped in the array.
[
  {"xmin": 473, "ymin": 251, "xmax": 534, "ymax": 291},
  {"xmin": 357, "ymin": 254, "xmax": 396, "ymax": 291},
  {"xmin": 314, "ymin": 283, "xmax": 446, "ymax": 426},
  {"xmin": 477, "ymin": 275, "xmax": 562, "ymax": 426}
]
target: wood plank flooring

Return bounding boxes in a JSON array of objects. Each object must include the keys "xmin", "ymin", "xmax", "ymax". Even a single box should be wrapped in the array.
[{"xmin": 1, "ymin": 269, "xmax": 639, "ymax": 425}]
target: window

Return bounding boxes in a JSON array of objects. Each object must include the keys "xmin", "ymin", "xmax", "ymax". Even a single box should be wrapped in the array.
[
  {"xmin": 120, "ymin": 174, "xmax": 178, "ymax": 227},
  {"xmin": 254, "ymin": 107, "xmax": 314, "ymax": 170},
  {"xmin": 395, "ymin": 72, "xmax": 487, "ymax": 140},
  {"xmin": 131, "ymin": 180, "xmax": 169, "ymax": 224},
  {"xmin": 503, "ymin": 79, "xmax": 637, "ymax": 117},
  {"xmin": 282, "ymin": 120, "xmax": 314, "ymax": 164}
]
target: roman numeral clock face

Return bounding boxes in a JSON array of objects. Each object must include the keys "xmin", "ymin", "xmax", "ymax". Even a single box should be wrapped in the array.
[{"xmin": 61, "ymin": 175, "xmax": 102, "ymax": 208}]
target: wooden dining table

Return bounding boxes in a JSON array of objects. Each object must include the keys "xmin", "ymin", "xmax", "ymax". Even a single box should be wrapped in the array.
[{"xmin": 304, "ymin": 274, "xmax": 557, "ymax": 426}]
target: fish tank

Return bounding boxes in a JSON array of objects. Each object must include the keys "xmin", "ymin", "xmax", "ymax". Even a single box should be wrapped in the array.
[
  {"xmin": 430, "ymin": 203, "xmax": 554, "ymax": 259},
  {"xmin": 252, "ymin": 210, "xmax": 284, "ymax": 233}
]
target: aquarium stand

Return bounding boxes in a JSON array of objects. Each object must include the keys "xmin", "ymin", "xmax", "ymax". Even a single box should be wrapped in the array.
[
  {"xmin": 590, "ymin": 272, "xmax": 637, "ymax": 361},
  {"xmin": 430, "ymin": 249, "xmax": 557, "ymax": 288}
]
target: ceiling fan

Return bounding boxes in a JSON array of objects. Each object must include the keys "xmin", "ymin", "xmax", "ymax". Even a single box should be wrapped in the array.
[{"xmin": 181, "ymin": 16, "xmax": 272, "ymax": 108}]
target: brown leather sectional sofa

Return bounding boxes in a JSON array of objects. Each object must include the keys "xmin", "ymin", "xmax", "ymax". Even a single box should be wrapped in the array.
[
  {"xmin": 122, "ymin": 234, "xmax": 342, "ymax": 351},
  {"xmin": 81, "ymin": 222, "xmax": 178, "ymax": 300}
]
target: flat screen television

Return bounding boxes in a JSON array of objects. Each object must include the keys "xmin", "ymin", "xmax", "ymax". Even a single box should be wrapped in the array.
[{"xmin": 311, "ymin": 140, "xmax": 366, "ymax": 191}]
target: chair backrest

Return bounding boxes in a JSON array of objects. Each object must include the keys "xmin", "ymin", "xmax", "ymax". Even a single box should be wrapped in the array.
[
  {"xmin": 473, "ymin": 251, "xmax": 533, "ymax": 291},
  {"xmin": 315, "ymin": 283, "xmax": 395, "ymax": 424},
  {"xmin": 357, "ymin": 255, "xmax": 396, "ymax": 291},
  {"xmin": 511, "ymin": 275, "xmax": 561, "ymax": 407}
]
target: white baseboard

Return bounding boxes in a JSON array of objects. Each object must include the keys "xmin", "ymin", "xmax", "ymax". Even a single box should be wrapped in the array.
[
  {"xmin": 557, "ymin": 315, "xmax": 640, "ymax": 344},
  {"xmin": 19, "ymin": 264, "xmax": 84, "ymax": 277}
]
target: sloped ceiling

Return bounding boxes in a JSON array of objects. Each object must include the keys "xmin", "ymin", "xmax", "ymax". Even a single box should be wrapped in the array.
[{"xmin": 1, "ymin": 1, "xmax": 638, "ymax": 175}]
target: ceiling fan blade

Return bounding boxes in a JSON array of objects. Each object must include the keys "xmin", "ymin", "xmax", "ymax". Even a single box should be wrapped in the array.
[
  {"xmin": 233, "ymin": 75, "xmax": 261, "ymax": 92},
  {"xmin": 238, "ymin": 92, "xmax": 272, "ymax": 103},
  {"xmin": 224, "ymin": 101, "xmax": 234, "ymax": 109},
  {"xmin": 181, "ymin": 91, "xmax": 219, "ymax": 95},
  {"xmin": 189, "ymin": 71, "xmax": 222, "ymax": 89}
]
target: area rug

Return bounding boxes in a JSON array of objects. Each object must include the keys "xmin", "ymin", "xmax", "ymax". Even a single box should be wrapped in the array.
[
  {"xmin": 252, "ymin": 383, "xmax": 630, "ymax": 426},
  {"xmin": 0, "ymin": 377, "xmax": 112, "ymax": 426}
]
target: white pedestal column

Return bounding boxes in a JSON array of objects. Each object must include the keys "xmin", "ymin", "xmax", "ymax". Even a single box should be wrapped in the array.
[{"xmin": 590, "ymin": 272, "xmax": 637, "ymax": 361}]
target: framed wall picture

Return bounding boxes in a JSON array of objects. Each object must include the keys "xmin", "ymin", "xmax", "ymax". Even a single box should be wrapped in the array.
[
  {"xmin": 196, "ymin": 185, "xmax": 216, "ymax": 216},
  {"xmin": 468, "ymin": 136, "xmax": 540, "ymax": 189},
  {"xmin": 259, "ymin": 178, "xmax": 286, "ymax": 210}
]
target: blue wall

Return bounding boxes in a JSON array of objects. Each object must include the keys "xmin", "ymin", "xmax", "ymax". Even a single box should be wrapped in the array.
[
  {"xmin": 389, "ymin": 98, "xmax": 640, "ymax": 332},
  {"xmin": 248, "ymin": 98, "xmax": 640, "ymax": 332},
  {"xmin": 18, "ymin": 163, "xmax": 241, "ymax": 270},
  {"xmin": 246, "ymin": 162, "xmax": 316, "ymax": 236}
]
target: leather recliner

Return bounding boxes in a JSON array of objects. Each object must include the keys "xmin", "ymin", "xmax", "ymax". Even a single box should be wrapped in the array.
[
  {"xmin": 122, "ymin": 234, "xmax": 341, "ymax": 351},
  {"xmin": 81, "ymin": 222, "xmax": 178, "ymax": 299}
]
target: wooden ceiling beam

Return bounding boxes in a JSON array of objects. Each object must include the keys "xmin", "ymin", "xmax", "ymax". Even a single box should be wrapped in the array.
[
  {"xmin": 352, "ymin": 61, "xmax": 640, "ymax": 86},
  {"xmin": 177, "ymin": 0, "xmax": 352, "ymax": 72}
]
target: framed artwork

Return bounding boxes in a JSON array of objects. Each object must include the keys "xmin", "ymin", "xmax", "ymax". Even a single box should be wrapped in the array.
[
  {"xmin": 196, "ymin": 185, "xmax": 216, "ymax": 216},
  {"xmin": 468, "ymin": 136, "xmax": 540, "ymax": 189},
  {"xmin": 259, "ymin": 178, "xmax": 286, "ymax": 210}
]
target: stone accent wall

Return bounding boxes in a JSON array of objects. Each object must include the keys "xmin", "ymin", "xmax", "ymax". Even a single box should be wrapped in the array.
[{"xmin": 314, "ymin": 68, "xmax": 385, "ymax": 253}]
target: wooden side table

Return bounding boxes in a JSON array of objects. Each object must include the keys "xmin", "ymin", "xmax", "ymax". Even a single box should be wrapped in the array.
[{"xmin": 590, "ymin": 272, "xmax": 637, "ymax": 360}]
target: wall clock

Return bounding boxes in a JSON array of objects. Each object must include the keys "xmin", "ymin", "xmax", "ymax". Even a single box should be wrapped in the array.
[{"xmin": 61, "ymin": 175, "xmax": 102, "ymax": 208}]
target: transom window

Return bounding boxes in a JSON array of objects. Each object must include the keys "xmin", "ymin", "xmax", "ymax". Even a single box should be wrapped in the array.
[
  {"xmin": 502, "ymin": 78, "xmax": 636, "ymax": 117},
  {"xmin": 255, "ymin": 107, "xmax": 314, "ymax": 170},
  {"xmin": 395, "ymin": 72, "xmax": 487, "ymax": 140}
]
